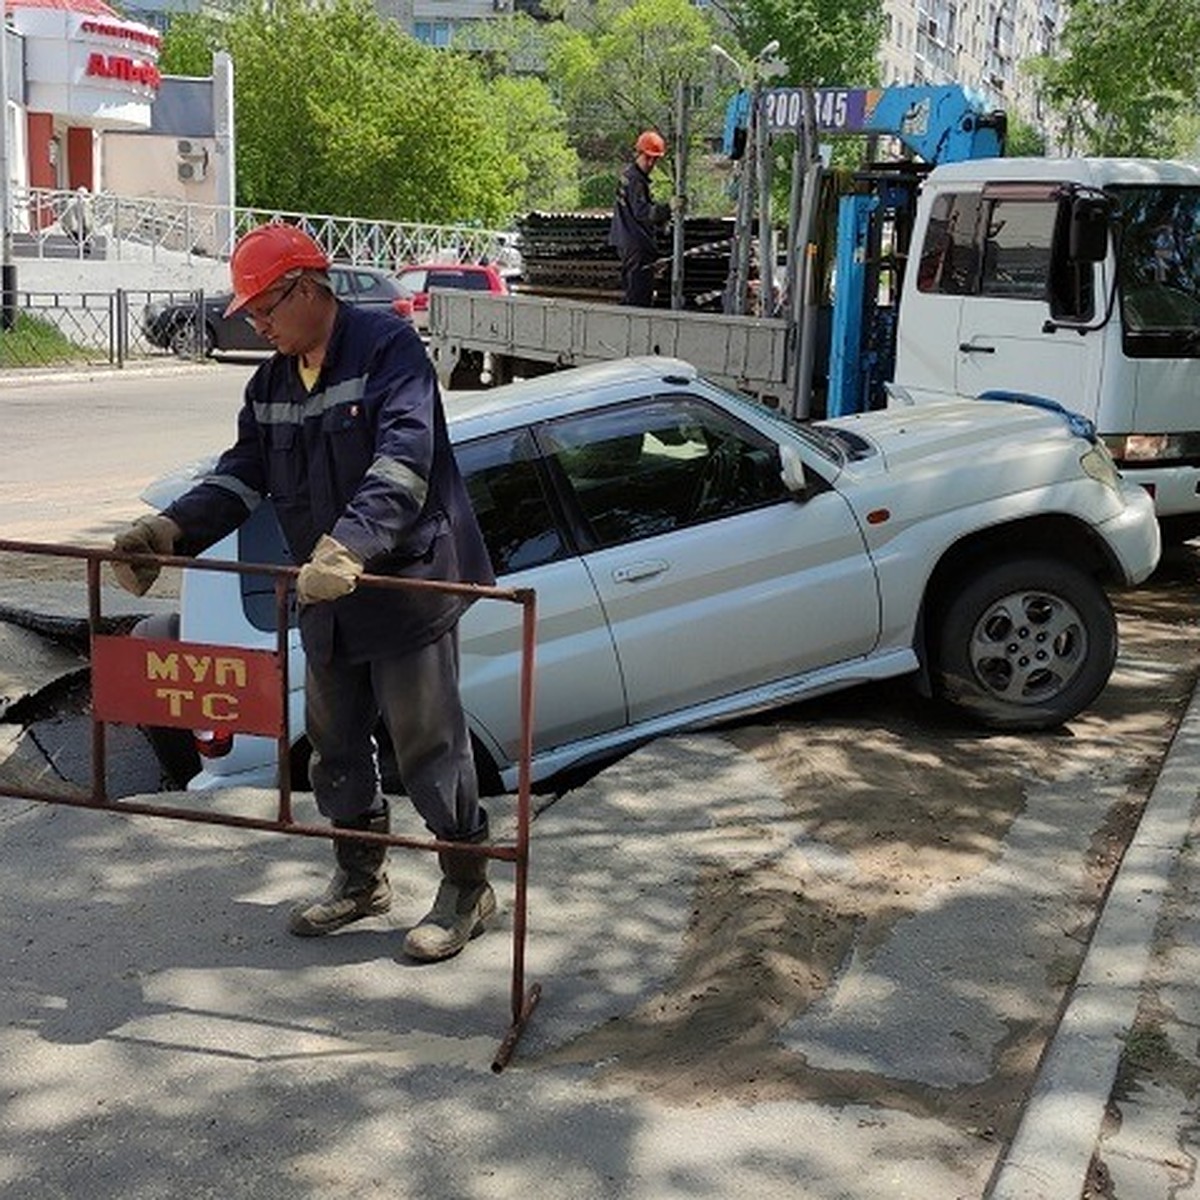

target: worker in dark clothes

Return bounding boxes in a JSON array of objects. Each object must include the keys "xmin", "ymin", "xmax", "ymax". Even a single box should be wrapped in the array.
[
  {"xmin": 111, "ymin": 223, "xmax": 496, "ymax": 963},
  {"xmin": 609, "ymin": 130, "xmax": 674, "ymax": 307}
]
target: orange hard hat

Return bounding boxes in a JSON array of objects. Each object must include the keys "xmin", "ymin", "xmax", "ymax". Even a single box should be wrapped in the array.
[
  {"xmin": 224, "ymin": 223, "xmax": 330, "ymax": 316},
  {"xmin": 635, "ymin": 130, "xmax": 667, "ymax": 158}
]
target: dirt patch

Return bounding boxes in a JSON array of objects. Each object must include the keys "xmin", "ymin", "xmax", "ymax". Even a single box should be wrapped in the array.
[
  {"xmin": 543, "ymin": 546, "xmax": 1200, "ymax": 1139},
  {"xmin": 8, "ymin": 523, "xmax": 1200, "ymax": 1152}
]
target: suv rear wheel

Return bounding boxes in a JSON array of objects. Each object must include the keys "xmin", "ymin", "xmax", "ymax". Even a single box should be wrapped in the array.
[{"xmin": 933, "ymin": 557, "xmax": 1117, "ymax": 730}]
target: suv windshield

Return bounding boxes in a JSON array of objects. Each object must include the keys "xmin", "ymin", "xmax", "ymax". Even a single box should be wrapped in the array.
[{"xmin": 1112, "ymin": 184, "xmax": 1200, "ymax": 356}]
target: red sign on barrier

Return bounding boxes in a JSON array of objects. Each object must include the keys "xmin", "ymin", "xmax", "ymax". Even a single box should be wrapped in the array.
[{"xmin": 91, "ymin": 636, "xmax": 284, "ymax": 736}]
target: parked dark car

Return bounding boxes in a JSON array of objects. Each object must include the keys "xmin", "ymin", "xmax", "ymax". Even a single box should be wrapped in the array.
[{"xmin": 143, "ymin": 263, "xmax": 410, "ymax": 357}]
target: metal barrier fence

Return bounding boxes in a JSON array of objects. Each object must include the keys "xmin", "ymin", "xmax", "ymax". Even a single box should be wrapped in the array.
[
  {"xmin": 10, "ymin": 186, "xmax": 514, "ymax": 271},
  {"xmin": 0, "ymin": 288, "xmax": 222, "ymax": 367},
  {"xmin": 0, "ymin": 538, "xmax": 542, "ymax": 1071}
]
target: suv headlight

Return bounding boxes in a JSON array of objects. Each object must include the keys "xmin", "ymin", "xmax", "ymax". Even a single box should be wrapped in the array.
[{"xmin": 1081, "ymin": 444, "xmax": 1121, "ymax": 491}]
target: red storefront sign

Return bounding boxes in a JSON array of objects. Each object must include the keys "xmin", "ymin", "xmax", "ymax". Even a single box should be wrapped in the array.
[
  {"xmin": 91, "ymin": 636, "xmax": 283, "ymax": 736},
  {"xmin": 84, "ymin": 53, "xmax": 161, "ymax": 88}
]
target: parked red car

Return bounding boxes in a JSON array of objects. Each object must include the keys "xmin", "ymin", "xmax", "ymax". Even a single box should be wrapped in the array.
[{"xmin": 393, "ymin": 262, "xmax": 508, "ymax": 330}]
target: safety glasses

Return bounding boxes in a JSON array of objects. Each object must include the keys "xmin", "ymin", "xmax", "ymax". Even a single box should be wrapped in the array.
[{"xmin": 243, "ymin": 276, "xmax": 300, "ymax": 327}]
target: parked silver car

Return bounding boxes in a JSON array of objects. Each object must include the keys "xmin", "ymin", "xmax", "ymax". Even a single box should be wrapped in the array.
[{"xmin": 141, "ymin": 357, "xmax": 1159, "ymax": 793}]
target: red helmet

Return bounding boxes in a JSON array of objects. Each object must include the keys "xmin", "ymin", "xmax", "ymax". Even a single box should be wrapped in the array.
[
  {"xmin": 635, "ymin": 130, "xmax": 667, "ymax": 158},
  {"xmin": 224, "ymin": 223, "xmax": 330, "ymax": 316}
]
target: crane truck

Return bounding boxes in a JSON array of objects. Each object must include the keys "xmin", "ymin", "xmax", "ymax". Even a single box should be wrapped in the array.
[{"xmin": 427, "ymin": 86, "xmax": 1200, "ymax": 535}]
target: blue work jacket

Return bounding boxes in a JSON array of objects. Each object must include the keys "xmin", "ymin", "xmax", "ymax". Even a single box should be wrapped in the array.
[{"xmin": 165, "ymin": 302, "xmax": 494, "ymax": 664}]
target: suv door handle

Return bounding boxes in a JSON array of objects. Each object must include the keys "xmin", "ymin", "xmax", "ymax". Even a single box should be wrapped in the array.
[
  {"xmin": 612, "ymin": 560, "xmax": 669, "ymax": 583},
  {"xmin": 958, "ymin": 342, "xmax": 996, "ymax": 353}
]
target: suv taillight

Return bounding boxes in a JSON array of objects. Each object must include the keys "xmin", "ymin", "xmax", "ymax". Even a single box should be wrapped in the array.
[{"xmin": 195, "ymin": 730, "xmax": 234, "ymax": 759}]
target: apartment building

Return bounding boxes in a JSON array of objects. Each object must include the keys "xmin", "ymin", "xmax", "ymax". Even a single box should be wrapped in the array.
[{"xmin": 879, "ymin": 0, "xmax": 1057, "ymax": 134}]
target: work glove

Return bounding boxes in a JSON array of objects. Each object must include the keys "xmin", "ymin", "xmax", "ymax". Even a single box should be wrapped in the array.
[
  {"xmin": 296, "ymin": 534, "xmax": 364, "ymax": 606},
  {"xmin": 111, "ymin": 514, "xmax": 181, "ymax": 596}
]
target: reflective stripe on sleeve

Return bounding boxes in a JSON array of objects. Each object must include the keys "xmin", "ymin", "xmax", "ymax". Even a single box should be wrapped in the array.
[
  {"xmin": 367, "ymin": 455, "xmax": 428, "ymax": 507},
  {"xmin": 203, "ymin": 473, "xmax": 262, "ymax": 510}
]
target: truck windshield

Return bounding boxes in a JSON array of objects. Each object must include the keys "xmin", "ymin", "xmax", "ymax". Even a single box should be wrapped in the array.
[{"xmin": 1111, "ymin": 185, "xmax": 1200, "ymax": 356}]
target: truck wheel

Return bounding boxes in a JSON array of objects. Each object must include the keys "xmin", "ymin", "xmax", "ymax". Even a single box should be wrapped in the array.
[{"xmin": 932, "ymin": 557, "xmax": 1116, "ymax": 730}]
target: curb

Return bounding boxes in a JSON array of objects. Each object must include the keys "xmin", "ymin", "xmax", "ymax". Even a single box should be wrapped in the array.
[
  {"xmin": 986, "ymin": 674, "xmax": 1200, "ymax": 1199},
  {"xmin": 0, "ymin": 360, "xmax": 230, "ymax": 389}
]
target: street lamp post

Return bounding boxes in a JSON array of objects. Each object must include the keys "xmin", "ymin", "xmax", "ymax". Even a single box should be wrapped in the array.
[
  {"xmin": 0, "ymin": 7, "xmax": 16, "ymax": 331},
  {"xmin": 712, "ymin": 39, "xmax": 780, "ymax": 317}
]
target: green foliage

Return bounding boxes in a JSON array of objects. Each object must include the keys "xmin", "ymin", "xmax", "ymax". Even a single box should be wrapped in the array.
[
  {"xmin": 546, "ymin": 0, "xmax": 722, "ymax": 169},
  {"xmin": 0, "ymin": 313, "xmax": 88, "ymax": 367},
  {"xmin": 489, "ymin": 75, "xmax": 581, "ymax": 211},
  {"xmin": 1030, "ymin": 0, "xmax": 1200, "ymax": 156},
  {"xmin": 158, "ymin": 0, "xmax": 577, "ymax": 223},
  {"xmin": 730, "ymin": 0, "xmax": 885, "ymax": 89},
  {"xmin": 156, "ymin": 12, "xmax": 220, "ymax": 77},
  {"xmin": 231, "ymin": 0, "xmax": 517, "ymax": 222},
  {"xmin": 1003, "ymin": 114, "xmax": 1047, "ymax": 157}
]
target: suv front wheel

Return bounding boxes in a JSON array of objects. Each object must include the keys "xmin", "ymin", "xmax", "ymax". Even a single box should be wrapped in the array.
[{"xmin": 932, "ymin": 557, "xmax": 1117, "ymax": 730}]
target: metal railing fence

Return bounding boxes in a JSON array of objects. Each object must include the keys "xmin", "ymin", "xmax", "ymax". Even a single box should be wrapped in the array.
[
  {"xmin": 0, "ymin": 289, "xmax": 214, "ymax": 368},
  {"xmin": 0, "ymin": 537, "xmax": 542, "ymax": 1071},
  {"xmin": 10, "ymin": 186, "xmax": 511, "ymax": 270}
]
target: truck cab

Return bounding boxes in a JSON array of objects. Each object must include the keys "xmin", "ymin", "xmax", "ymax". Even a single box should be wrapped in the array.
[{"xmin": 894, "ymin": 157, "xmax": 1200, "ymax": 537}]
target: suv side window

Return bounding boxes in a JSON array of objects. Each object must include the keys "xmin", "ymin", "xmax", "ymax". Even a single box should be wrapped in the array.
[
  {"xmin": 539, "ymin": 394, "xmax": 788, "ymax": 550},
  {"xmin": 455, "ymin": 430, "xmax": 568, "ymax": 576}
]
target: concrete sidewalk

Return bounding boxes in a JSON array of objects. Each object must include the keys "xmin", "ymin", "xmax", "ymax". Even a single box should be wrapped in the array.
[
  {"xmin": 990, "ymin": 675, "xmax": 1200, "ymax": 1199},
  {"xmin": 0, "ymin": 357, "xmax": 230, "ymax": 390},
  {"xmin": 0, "ymin": 581, "xmax": 1198, "ymax": 1198}
]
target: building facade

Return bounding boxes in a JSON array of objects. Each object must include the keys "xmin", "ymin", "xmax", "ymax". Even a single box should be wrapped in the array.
[
  {"xmin": 874, "ymin": 0, "xmax": 1055, "ymax": 137},
  {"xmin": 3, "ymin": 0, "xmax": 163, "ymax": 208}
]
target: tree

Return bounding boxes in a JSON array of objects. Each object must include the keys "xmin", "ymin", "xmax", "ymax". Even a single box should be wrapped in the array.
[
  {"xmin": 159, "ymin": 0, "xmax": 574, "ymax": 223},
  {"xmin": 725, "ymin": 0, "xmax": 885, "ymax": 89},
  {"xmin": 1004, "ymin": 114, "xmax": 1047, "ymax": 157},
  {"xmin": 489, "ymin": 75, "xmax": 581, "ymax": 211},
  {"xmin": 1029, "ymin": 0, "xmax": 1200, "ymax": 156},
  {"xmin": 546, "ymin": 0, "xmax": 723, "ymax": 171},
  {"xmin": 447, "ymin": 15, "xmax": 581, "ymax": 210}
]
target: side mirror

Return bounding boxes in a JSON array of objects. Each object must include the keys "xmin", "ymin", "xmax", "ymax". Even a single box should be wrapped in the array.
[
  {"xmin": 1069, "ymin": 197, "xmax": 1109, "ymax": 262},
  {"xmin": 780, "ymin": 444, "xmax": 811, "ymax": 499}
]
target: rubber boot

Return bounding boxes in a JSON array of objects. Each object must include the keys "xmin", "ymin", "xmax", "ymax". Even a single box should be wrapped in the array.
[
  {"xmin": 288, "ymin": 808, "xmax": 392, "ymax": 937},
  {"xmin": 403, "ymin": 824, "xmax": 495, "ymax": 963}
]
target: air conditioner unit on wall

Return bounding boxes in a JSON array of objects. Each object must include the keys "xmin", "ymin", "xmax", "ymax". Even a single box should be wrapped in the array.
[{"xmin": 177, "ymin": 139, "xmax": 209, "ymax": 184}]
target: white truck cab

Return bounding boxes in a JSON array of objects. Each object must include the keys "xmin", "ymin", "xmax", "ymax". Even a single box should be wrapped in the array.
[{"xmin": 894, "ymin": 157, "xmax": 1200, "ymax": 538}]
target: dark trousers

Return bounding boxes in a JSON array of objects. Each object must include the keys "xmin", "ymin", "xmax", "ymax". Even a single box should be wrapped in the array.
[
  {"xmin": 305, "ymin": 627, "xmax": 483, "ymax": 841},
  {"xmin": 619, "ymin": 249, "xmax": 657, "ymax": 307}
]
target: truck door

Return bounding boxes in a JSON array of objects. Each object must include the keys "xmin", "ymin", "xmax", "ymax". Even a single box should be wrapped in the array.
[
  {"xmin": 954, "ymin": 186, "xmax": 1103, "ymax": 410},
  {"xmin": 895, "ymin": 190, "xmax": 983, "ymax": 401}
]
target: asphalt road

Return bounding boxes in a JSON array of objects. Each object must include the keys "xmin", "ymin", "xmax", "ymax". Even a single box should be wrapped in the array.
[
  {"xmin": 2, "ymin": 362, "xmax": 1199, "ymax": 1197},
  {"xmin": 0, "ymin": 361, "xmax": 255, "ymax": 545}
]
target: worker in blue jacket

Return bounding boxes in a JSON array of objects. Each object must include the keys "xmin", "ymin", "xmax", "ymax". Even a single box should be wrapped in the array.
[{"xmin": 111, "ymin": 223, "xmax": 497, "ymax": 963}]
